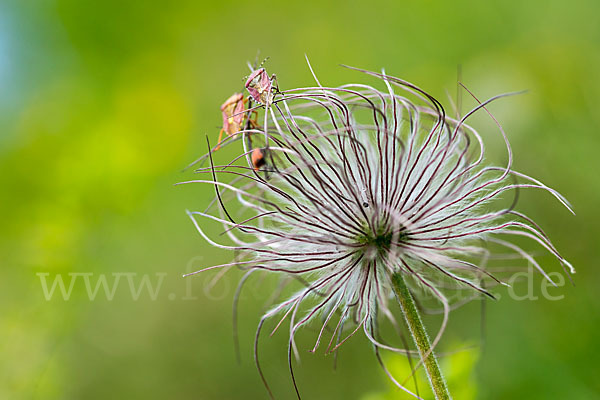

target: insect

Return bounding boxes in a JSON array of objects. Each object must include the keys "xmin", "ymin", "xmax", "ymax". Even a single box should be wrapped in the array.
[
  {"xmin": 217, "ymin": 92, "xmax": 259, "ymax": 150},
  {"xmin": 251, "ymin": 147, "xmax": 267, "ymax": 170},
  {"xmin": 216, "ymin": 93, "xmax": 246, "ymax": 150},
  {"xmin": 245, "ymin": 67, "xmax": 278, "ymax": 107}
]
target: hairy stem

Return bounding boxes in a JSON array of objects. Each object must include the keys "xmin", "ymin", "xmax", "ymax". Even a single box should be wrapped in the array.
[{"xmin": 392, "ymin": 272, "xmax": 451, "ymax": 400}]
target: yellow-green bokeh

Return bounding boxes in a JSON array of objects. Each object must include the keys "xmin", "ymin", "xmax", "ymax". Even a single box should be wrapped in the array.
[{"xmin": 1, "ymin": 0, "xmax": 599, "ymax": 399}]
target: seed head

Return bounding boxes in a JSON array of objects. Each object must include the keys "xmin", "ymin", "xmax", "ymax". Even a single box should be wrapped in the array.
[{"xmin": 182, "ymin": 62, "xmax": 574, "ymax": 398}]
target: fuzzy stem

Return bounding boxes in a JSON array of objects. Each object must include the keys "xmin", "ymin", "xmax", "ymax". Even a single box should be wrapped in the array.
[{"xmin": 392, "ymin": 272, "xmax": 451, "ymax": 400}]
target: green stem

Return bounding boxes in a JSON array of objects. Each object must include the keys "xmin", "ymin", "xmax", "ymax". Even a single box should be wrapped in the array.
[{"xmin": 391, "ymin": 272, "xmax": 451, "ymax": 400}]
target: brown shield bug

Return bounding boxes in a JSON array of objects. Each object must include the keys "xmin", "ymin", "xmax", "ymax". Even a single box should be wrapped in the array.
[
  {"xmin": 245, "ymin": 67, "xmax": 278, "ymax": 107},
  {"xmin": 217, "ymin": 92, "xmax": 258, "ymax": 150}
]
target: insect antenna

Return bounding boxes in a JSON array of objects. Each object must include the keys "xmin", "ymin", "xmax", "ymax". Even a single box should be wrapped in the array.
[{"xmin": 242, "ymin": 56, "xmax": 270, "ymax": 81}]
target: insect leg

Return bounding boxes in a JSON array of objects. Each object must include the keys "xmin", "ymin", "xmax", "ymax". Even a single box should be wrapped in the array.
[{"xmin": 216, "ymin": 128, "xmax": 225, "ymax": 151}]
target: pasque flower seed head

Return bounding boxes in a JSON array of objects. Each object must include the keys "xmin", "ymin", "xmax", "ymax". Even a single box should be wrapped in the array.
[{"xmin": 181, "ymin": 62, "xmax": 574, "ymax": 398}]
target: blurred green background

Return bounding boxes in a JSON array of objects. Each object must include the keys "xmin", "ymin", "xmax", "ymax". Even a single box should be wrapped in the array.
[{"xmin": 1, "ymin": 0, "xmax": 599, "ymax": 399}]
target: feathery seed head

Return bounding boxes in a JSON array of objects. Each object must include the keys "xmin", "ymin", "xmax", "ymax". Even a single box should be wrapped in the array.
[{"xmin": 182, "ymin": 61, "xmax": 573, "ymax": 398}]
